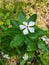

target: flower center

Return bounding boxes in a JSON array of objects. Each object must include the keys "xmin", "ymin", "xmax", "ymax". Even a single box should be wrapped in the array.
[{"xmin": 26, "ymin": 25, "xmax": 29, "ymax": 29}]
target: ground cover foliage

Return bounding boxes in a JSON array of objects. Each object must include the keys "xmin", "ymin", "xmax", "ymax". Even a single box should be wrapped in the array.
[{"xmin": 0, "ymin": 0, "xmax": 49, "ymax": 65}]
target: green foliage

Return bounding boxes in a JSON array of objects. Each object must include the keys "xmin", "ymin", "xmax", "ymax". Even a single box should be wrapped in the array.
[
  {"xmin": 0, "ymin": 10, "xmax": 49, "ymax": 65},
  {"xmin": 18, "ymin": 12, "xmax": 27, "ymax": 22},
  {"xmin": 20, "ymin": 60, "xmax": 26, "ymax": 65},
  {"xmin": 28, "ymin": 14, "xmax": 37, "ymax": 22},
  {"xmin": 10, "ymin": 34, "xmax": 24, "ymax": 47}
]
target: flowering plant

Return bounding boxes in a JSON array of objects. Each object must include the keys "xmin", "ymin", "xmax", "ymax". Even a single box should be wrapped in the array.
[{"xmin": 0, "ymin": 11, "xmax": 49, "ymax": 65}]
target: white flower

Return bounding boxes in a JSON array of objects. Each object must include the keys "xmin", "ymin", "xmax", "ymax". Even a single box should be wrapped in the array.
[
  {"xmin": 41, "ymin": 36, "xmax": 49, "ymax": 45},
  {"xmin": 19, "ymin": 21, "xmax": 35, "ymax": 35},
  {"xmin": 3, "ymin": 54, "xmax": 10, "ymax": 59},
  {"xmin": 41, "ymin": 36, "xmax": 47, "ymax": 41},
  {"xmin": 45, "ymin": 38, "xmax": 49, "ymax": 44},
  {"xmin": 23, "ymin": 53, "xmax": 28, "ymax": 60}
]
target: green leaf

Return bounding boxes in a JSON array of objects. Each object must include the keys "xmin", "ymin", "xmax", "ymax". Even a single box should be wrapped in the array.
[
  {"xmin": 20, "ymin": 60, "xmax": 26, "ymax": 65},
  {"xmin": 45, "ymin": 30, "xmax": 49, "ymax": 37},
  {"xmin": 0, "ymin": 12, "xmax": 4, "ymax": 18},
  {"xmin": 11, "ymin": 20, "xmax": 19, "ymax": 27},
  {"xmin": 18, "ymin": 12, "xmax": 27, "ymax": 22},
  {"xmin": 28, "ymin": 14, "xmax": 37, "ymax": 22},
  {"xmin": 25, "ymin": 36, "xmax": 36, "ymax": 51},
  {"xmin": 39, "ymin": 53, "xmax": 49, "ymax": 65},
  {"xmin": 28, "ymin": 52, "xmax": 34, "ymax": 59},
  {"xmin": 0, "ymin": 59, "xmax": 4, "ymax": 65},
  {"xmin": 29, "ymin": 27, "xmax": 45, "ymax": 40},
  {"xmin": 38, "ymin": 39, "xmax": 48, "ymax": 52},
  {"xmin": 10, "ymin": 34, "xmax": 24, "ymax": 48},
  {"xmin": 4, "ymin": 13, "xmax": 10, "ymax": 19}
]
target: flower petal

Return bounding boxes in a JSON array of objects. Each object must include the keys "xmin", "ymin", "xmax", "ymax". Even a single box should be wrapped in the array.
[
  {"xmin": 41, "ymin": 36, "xmax": 46, "ymax": 41},
  {"xmin": 23, "ymin": 22, "xmax": 27, "ymax": 26},
  {"xmin": 19, "ymin": 25, "xmax": 25, "ymax": 30},
  {"xmin": 3, "ymin": 54, "xmax": 10, "ymax": 59},
  {"xmin": 29, "ymin": 27, "xmax": 35, "ymax": 33},
  {"xmin": 29, "ymin": 21, "xmax": 35, "ymax": 26},
  {"xmin": 23, "ymin": 53, "xmax": 28, "ymax": 60},
  {"xmin": 23, "ymin": 28, "xmax": 28, "ymax": 35},
  {"xmin": 47, "ymin": 39, "xmax": 49, "ymax": 42}
]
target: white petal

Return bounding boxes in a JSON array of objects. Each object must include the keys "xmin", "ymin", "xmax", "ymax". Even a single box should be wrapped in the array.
[
  {"xmin": 23, "ymin": 53, "xmax": 28, "ymax": 60},
  {"xmin": 3, "ymin": 54, "xmax": 10, "ymax": 59},
  {"xmin": 29, "ymin": 27, "xmax": 35, "ymax": 33},
  {"xmin": 29, "ymin": 21, "xmax": 35, "ymax": 26},
  {"xmin": 45, "ymin": 41, "xmax": 48, "ymax": 44},
  {"xmin": 41, "ymin": 37, "xmax": 46, "ymax": 41},
  {"xmin": 46, "ymin": 39, "xmax": 49, "ymax": 44},
  {"xmin": 23, "ymin": 28, "xmax": 28, "ymax": 35},
  {"xmin": 47, "ymin": 39, "xmax": 49, "ymax": 42},
  {"xmin": 19, "ymin": 25, "xmax": 25, "ymax": 30},
  {"xmin": 23, "ymin": 22, "xmax": 27, "ymax": 26},
  {"xmin": 3, "ymin": 54, "xmax": 8, "ymax": 57},
  {"xmin": 41, "ymin": 36, "xmax": 48, "ymax": 41}
]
